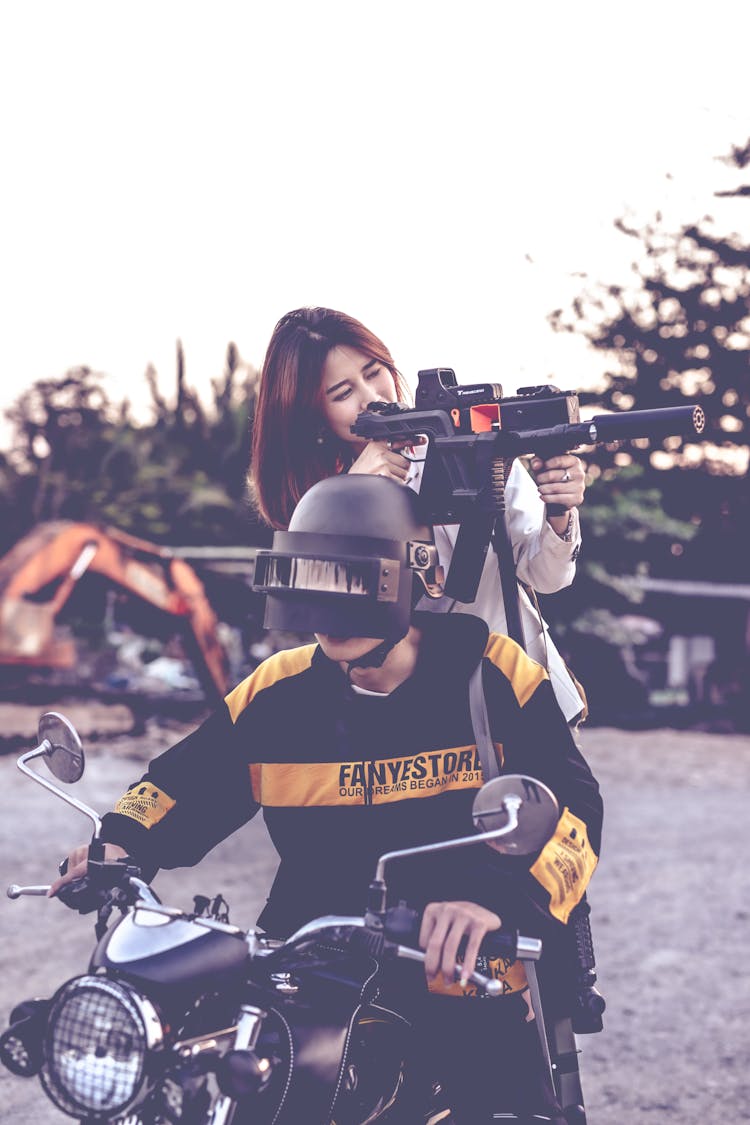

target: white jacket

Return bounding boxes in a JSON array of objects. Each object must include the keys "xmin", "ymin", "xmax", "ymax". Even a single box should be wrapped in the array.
[{"xmin": 409, "ymin": 456, "xmax": 585, "ymax": 722}]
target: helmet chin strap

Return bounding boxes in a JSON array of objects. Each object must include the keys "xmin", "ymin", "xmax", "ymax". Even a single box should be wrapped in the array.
[
  {"xmin": 345, "ymin": 629, "xmax": 407, "ymax": 681},
  {"xmin": 346, "ymin": 582, "xmax": 424, "ymax": 680}
]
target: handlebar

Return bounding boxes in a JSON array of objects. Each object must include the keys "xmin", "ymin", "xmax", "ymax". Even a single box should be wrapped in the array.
[
  {"xmin": 389, "ymin": 942, "xmax": 504, "ymax": 996},
  {"xmin": 7, "ymin": 870, "xmax": 543, "ymax": 999},
  {"xmin": 381, "ymin": 900, "xmax": 541, "ymax": 961},
  {"xmin": 55, "ymin": 856, "xmax": 144, "ymax": 915},
  {"xmin": 7, "ymin": 885, "xmax": 51, "ymax": 899},
  {"xmin": 271, "ymin": 906, "xmax": 542, "ymax": 998},
  {"xmin": 383, "ymin": 905, "xmax": 541, "ymax": 996},
  {"xmin": 7, "ymin": 852, "xmax": 150, "ymax": 916}
]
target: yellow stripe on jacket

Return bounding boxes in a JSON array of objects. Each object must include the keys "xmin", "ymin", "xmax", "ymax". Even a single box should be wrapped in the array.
[
  {"xmin": 225, "ymin": 645, "xmax": 317, "ymax": 721},
  {"xmin": 249, "ymin": 746, "xmax": 491, "ymax": 807},
  {"xmin": 484, "ymin": 632, "xmax": 549, "ymax": 708}
]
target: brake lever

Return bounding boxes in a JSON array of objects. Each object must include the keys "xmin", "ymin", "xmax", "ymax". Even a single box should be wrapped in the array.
[
  {"xmin": 391, "ymin": 943, "xmax": 504, "ymax": 996},
  {"xmin": 7, "ymin": 884, "xmax": 51, "ymax": 899}
]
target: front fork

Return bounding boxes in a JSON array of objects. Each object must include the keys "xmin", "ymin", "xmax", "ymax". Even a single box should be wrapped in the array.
[{"xmin": 207, "ymin": 1005, "xmax": 267, "ymax": 1125}]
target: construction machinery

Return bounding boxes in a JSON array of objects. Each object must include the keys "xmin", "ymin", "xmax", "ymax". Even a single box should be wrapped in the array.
[{"xmin": 0, "ymin": 522, "xmax": 233, "ymax": 700}]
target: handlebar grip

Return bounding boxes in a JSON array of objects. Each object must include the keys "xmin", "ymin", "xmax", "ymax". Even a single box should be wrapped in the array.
[
  {"xmin": 390, "ymin": 942, "xmax": 506, "ymax": 997},
  {"xmin": 55, "ymin": 851, "xmax": 137, "ymax": 915},
  {"xmin": 383, "ymin": 905, "xmax": 536, "ymax": 965},
  {"xmin": 55, "ymin": 875, "xmax": 103, "ymax": 915},
  {"xmin": 476, "ymin": 929, "xmax": 522, "ymax": 962},
  {"xmin": 58, "ymin": 838, "xmax": 105, "ymax": 878}
]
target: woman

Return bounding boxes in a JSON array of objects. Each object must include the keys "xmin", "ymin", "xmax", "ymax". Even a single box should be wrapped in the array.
[{"xmin": 250, "ymin": 306, "xmax": 586, "ymax": 720}]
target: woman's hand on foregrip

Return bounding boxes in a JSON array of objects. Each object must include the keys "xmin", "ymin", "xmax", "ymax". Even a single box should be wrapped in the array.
[
  {"xmin": 529, "ymin": 454, "xmax": 586, "ymax": 512},
  {"xmin": 530, "ymin": 453, "xmax": 586, "ymax": 536},
  {"xmin": 348, "ymin": 440, "xmax": 411, "ymax": 483},
  {"xmin": 419, "ymin": 900, "xmax": 501, "ymax": 986},
  {"xmin": 48, "ymin": 842, "xmax": 129, "ymax": 897}
]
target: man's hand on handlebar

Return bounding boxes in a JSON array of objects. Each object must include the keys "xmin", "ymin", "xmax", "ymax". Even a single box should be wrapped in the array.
[
  {"xmin": 48, "ymin": 843, "xmax": 129, "ymax": 898},
  {"xmin": 419, "ymin": 901, "xmax": 501, "ymax": 987}
]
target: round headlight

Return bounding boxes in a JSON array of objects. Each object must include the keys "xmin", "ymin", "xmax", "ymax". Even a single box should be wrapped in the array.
[{"xmin": 41, "ymin": 976, "xmax": 163, "ymax": 1118}]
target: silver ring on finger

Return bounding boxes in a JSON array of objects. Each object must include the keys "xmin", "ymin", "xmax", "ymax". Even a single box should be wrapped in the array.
[
  {"xmin": 386, "ymin": 440, "xmax": 393, "ymax": 451},
  {"xmin": 561, "ymin": 469, "xmax": 571, "ymax": 483}
]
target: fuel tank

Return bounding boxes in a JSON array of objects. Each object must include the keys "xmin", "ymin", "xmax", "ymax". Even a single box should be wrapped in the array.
[{"xmin": 90, "ymin": 908, "xmax": 248, "ymax": 991}]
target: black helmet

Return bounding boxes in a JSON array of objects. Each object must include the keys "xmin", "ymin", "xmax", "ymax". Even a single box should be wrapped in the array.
[{"xmin": 253, "ymin": 475, "xmax": 443, "ymax": 640}]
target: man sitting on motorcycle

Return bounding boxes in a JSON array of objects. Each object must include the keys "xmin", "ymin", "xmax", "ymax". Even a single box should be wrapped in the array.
[{"xmin": 52, "ymin": 474, "xmax": 603, "ymax": 1125}]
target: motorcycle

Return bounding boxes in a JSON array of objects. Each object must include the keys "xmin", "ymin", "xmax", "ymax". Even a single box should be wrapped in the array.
[{"xmin": 2, "ymin": 712, "xmax": 563, "ymax": 1125}]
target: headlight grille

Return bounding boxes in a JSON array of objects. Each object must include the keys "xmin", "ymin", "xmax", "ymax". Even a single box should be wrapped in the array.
[{"xmin": 41, "ymin": 976, "xmax": 161, "ymax": 1118}]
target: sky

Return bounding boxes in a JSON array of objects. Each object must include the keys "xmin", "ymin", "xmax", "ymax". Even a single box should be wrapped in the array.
[{"xmin": 1, "ymin": 1, "xmax": 748, "ymax": 429}]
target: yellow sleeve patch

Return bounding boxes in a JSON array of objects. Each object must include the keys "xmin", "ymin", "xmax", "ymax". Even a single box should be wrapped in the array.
[
  {"xmin": 225, "ymin": 644, "xmax": 317, "ymax": 722},
  {"xmin": 530, "ymin": 807, "xmax": 598, "ymax": 923},
  {"xmin": 484, "ymin": 633, "xmax": 548, "ymax": 708},
  {"xmin": 113, "ymin": 783, "xmax": 176, "ymax": 829}
]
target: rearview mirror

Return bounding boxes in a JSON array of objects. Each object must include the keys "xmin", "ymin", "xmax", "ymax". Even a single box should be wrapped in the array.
[
  {"xmin": 15, "ymin": 713, "xmax": 102, "ymax": 838},
  {"xmin": 369, "ymin": 773, "xmax": 560, "ymax": 913},
  {"xmin": 38, "ymin": 712, "xmax": 85, "ymax": 783},
  {"xmin": 15, "ymin": 715, "xmax": 101, "ymax": 841},
  {"xmin": 472, "ymin": 774, "xmax": 559, "ymax": 856}
]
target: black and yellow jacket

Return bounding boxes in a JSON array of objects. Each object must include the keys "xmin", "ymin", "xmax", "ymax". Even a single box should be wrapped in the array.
[{"xmin": 101, "ymin": 613, "xmax": 602, "ymax": 947}]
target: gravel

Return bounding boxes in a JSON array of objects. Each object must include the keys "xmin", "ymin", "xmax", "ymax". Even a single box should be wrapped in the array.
[{"xmin": 1, "ymin": 710, "xmax": 748, "ymax": 1124}]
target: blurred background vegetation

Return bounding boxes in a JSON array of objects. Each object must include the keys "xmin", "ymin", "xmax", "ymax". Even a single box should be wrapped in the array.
[
  {"xmin": 0, "ymin": 340, "xmax": 269, "ymax": 551},
  {"xmin": 0, "ymin": 141, "xmax": 747, "ymax": 728},
  {"xmin": 537, "ymin": 138, "xmax": 749, "ymax": 727}
]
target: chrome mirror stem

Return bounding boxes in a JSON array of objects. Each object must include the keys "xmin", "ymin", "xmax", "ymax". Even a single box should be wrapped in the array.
[
  {"xmin": 374, "ymin": 796, "xmax": 521, "ymax": 886},
  {"xmin": 17, "ymin": 747, "xmax": 102, "ymax": 837}
]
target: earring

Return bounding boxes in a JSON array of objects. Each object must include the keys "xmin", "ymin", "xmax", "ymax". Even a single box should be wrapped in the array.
[{"xmin": 315, "ymin": 427, "xmax": 328, "ymax": 446}]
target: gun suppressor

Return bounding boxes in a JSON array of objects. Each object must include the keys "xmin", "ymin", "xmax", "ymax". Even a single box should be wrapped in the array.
[
  {"xmin": 504, "ymin": 403, "xmax": 706, "ymax": 457},
  {"xmin": 588, "ymin": 403, "xmax": 706, "ymax": 442}
]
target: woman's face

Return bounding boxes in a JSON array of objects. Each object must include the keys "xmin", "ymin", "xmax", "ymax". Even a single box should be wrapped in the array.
[{"xmin": 319, "ymin": 346, "xmax": 398, "ymax": 448}]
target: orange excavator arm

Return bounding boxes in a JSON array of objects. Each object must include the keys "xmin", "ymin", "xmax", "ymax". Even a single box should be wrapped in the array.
[{"xmin": 0, "ymin": 521, "xmax": 230, "ymax": 699}]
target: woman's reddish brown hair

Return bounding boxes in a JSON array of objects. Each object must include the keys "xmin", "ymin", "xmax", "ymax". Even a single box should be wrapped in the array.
[{"xmin": 249, "ymin": 307, "xmax": 409, "ymax": 529}]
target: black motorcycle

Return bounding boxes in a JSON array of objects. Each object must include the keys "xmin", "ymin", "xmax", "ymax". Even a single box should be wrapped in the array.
[{"xmin": 2, "ymin": 712, "xmax": 562, "ymax": 1125}]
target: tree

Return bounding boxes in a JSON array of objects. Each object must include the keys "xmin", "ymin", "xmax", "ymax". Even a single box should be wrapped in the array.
[
  {"xmin": 0, "ymin": 344, "xmax": 271, "ymax": 550},
  {"xmin": 542, "ymin": 139, "xmax": 750, "ymax": 719},
  {"xmin": 108, "ymin": 341, "xmax": 268, "ymax": 546},
  {"xmin": 550, "ymin": 137, "xmax": 749, "ymax": 566},
  {"xmin": 0, "ymin": 368, "xmax": 126, "ymax": 552}
]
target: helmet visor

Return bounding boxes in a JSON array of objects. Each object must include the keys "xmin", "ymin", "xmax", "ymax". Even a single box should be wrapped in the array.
[{"xmin": 253, "ymin": 552, "xmax": 400, "ymax": 603}]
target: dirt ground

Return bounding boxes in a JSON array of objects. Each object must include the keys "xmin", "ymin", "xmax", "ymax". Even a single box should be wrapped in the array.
[{"xmin": 1, "ymin": 703, "xmax": 748, "ymax": 1124}]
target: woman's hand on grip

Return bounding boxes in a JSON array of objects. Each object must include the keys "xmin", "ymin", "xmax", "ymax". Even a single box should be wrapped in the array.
[
  {"xmin": 529, "ymin": 454, "xmax": 585, "ymax": 536},
  {"xmin": 348, "ymin": 440, "xmax": 412, "ymax": 483}
]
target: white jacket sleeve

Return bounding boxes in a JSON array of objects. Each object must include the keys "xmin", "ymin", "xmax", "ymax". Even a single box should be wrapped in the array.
[
  {"xmin": 408, "ymin": 455, "xmax": 585, "ymax": 721},
  {"xmin": 408, "ymin": 454, "xmax": 581, "ymax": 595},
  {"xmin": 504, "ymin": 458, "xmax": 581, "ymax": 593}
]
